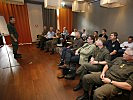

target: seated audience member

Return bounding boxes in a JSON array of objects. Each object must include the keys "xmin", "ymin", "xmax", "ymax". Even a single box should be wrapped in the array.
[
  {"xmin": 71, "ymin": 29, "xmax": 77, "ymax": 37},
  {"xmin": 46, "ymin": 27, "xmax": 55, "ymax": 39},
  {"xmin": 76, "ymin": 48, "xmax": 133, "ymax": 100},
  {"xmin": 56, "ymin": 29, "xmax": 62, "ymax": 44},
  {"xmin": 99, "ymin": 29, "xmax": 108, "ymax": 40},
  {"xmin": 93, "ymin": 31, "xmax": 99, "ymax": 41},
  {"xmin": 73, "ymin": 37, "xmax": 110, "ymax": 91},
  {"xmin": 119, "ymin": 36, "xmax": 133, "ymax": 55},
  {"xmin": 45, "ymin": 29, "xmax": 60, "ymax": 54},
  {"xmin": 61, "ymin": 27, "xmax": 69, "ymax": 46},
  {"xmin": 64, "ymin": 35, "xmax": 96, "ymax": 79},
  {"xmin": 57, "ymin": 32, "xmax": 84, "ymax": 78},
  {"xmin": 40, "ymin": 26, "xmax": 55, "ymax": 50},
  {"xmin": 58, "ymin": 31, "xmax": 84, "ymax": 67},
  {"xmin": 37, "ymin": 26, "xmax": 47, "ymax": 48},
  {"xmin": 61, "ymin": 27, "xmax": 69, "ymax": 39},
  {"xmin": 106, "ymin": 32, "xmax": 120, "ymax": 60},
  {"xmin": 81, "ymin": 29, "xmax": 87, "ymax": 41}
]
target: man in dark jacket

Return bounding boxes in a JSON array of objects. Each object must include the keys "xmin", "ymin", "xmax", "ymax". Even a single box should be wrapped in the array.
[
  {"xmin": 106, "ymin": 32, "xmax": 120, "ymax": 60},
  {"xmin": 7, "ymin": 16, "xmax": 21, "ymax": 58},
  {"xmin": 57, "ymin": 31, "xmax": 84, "ymax": 78}
]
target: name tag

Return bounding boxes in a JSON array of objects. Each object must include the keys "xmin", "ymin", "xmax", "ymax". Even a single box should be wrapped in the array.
[
  {"xmin": 112, "ymin": 44, "xmax": 115, "ymax": 47},
  {"xmin": 120, "ymin": 64, "xmax": 125, "ymax": 68}
]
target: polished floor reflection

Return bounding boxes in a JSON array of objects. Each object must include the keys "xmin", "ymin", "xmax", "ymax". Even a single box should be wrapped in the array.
[{"xmin": 0, "ymin": 44, "xmax": 82, "ymax": 100}]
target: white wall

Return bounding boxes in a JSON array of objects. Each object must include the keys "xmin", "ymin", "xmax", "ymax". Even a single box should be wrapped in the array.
[
  {"xmin": 27, "ymin": 3, "xmax": 43, "ymax": 42},
  {"xmin": 0, "ymin": 16, "xmax": 9, "ymax": 36}
]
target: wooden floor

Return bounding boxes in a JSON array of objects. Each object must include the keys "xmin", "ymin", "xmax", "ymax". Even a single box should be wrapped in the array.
[{"xmin": 0, "ymin": 44, "xmax": 82, "ymax": 100}]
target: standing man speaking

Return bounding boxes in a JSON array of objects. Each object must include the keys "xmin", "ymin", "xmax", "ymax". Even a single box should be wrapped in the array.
[{"xmin": 7, "ymin": 16, "xmax": 21, "ymax": 58}]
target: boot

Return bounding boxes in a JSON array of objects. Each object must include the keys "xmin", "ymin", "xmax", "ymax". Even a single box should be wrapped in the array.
[
  {"xmin": 14, "ymin": 54, "xmax": 22, "ymax": 59},
  {"xmin": 58, "ymin": 64, "xmax": 69, "ymax": 69},
  {"xmin": 76, "ymin": 90, "xmax": 89, "ymax": 100},
  {"xmin": 65, "ymin": 68, "xmax": 76, "ymax": 80},
  {"xmin": 73, "ymin": 80, "xmax": 82, "ymax": 91},
  {"xmin": 65, "ymin": 73, "xmax": 75, "ymax": 80},
  {"xmin": 17, "ymin": 53, "xmax": 22, "ymax": 56}
]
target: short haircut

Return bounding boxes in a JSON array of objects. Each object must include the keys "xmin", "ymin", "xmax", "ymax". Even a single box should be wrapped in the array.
[
  {"xmin": 94, "ymin": 31, "xmax": 98, "ymax": 34},
  {"xmin": 88, "ymin": 35, "xmax": 95, "ymax": 43},
  {"xmin": 102, "ymin": 29, "xmax": 107, "ymax": 32},
  {"xmin": 111, "ymin": 32, "xmax": 118, "ymax": 38},
  {"xmin": 9, "ymin": 16, "xmax": 14, "ymax": 21},
  {"xmin": 83, "ymin": 29, "xmax": 86, "ymax": 31},
  {"xmin": 98, "ymin": 37, "xmax": 106, "ymax": 45},
  {"xmin": 128, "ymin": 36, "xmax": 133, "ymax": 40}
]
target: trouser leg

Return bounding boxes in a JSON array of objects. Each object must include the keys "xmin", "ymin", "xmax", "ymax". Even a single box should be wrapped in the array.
[
  {"xmin": 82, "ymin": 72, "xmax": 103, "ymax": 92},
  {"xmin": 12, "ymin": 41, "xmax": 18, "ymax": 54},
  {"xmin": 61, "ymin": 47, "xmax": 67, "ymax": 61},
  {"xmin": 76, "ymin": 64, "xmax": 101, "ymax": 80},
  {"xmin": 83, "ymin": 63, "xmax": 103, "ymax": 72},
  {"xmin": 93, "ymin": 83, "xmax": 121, "ymax": 100},
  {"xmin": 65, "ymin": 49, "xmax": 74, "ymax": 65}
]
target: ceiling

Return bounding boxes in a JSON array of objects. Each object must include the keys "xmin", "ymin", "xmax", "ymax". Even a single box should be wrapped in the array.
[
  {"xmin": 25, "ymin": 0, "xmax": 74, "ymax": 7},
  {"xmin": 25, "ymin": 0, "xmax": 74, "ymax": 3},
  {"xmin": 25, "ymin": 0, "xmax": 99, "ymax": 7}
]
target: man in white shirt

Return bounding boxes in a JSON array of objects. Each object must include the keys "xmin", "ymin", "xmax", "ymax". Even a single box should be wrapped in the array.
[
  {"xmin": 71, "ymin": 29, "xmax": 77, "ymax": 37},
  {"xmin": 118, "ymin": 36, "xmax": 133, "ymax": 56},
  {"xmin": 120, "ymin": 36, "xmax": 133, "ymax": 49},
  {"xmin": 46, "ymin": 27, "xmax": 55, "ymax": 39},
  {"xmin": 82, "ymin": 29, "xmax": 87, "ymax": 41},
  {"xmin": 40, "ymin": 27, "xmax": 55, "ymax": 50}
]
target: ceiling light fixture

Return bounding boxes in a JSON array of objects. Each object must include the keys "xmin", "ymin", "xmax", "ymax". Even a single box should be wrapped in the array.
[
  {"xmin": 72, "ymin": 0, "xmax": 89, "ymax": 12},
  {"xmin": 2, "ymin": 0, "xmax": 24, "ymax": 5},
  {"xmin": 44, "ymin": 0, "xmax": 62, "ymax": 9},
  {"xmin": 100, "ymin": 0, "xmax": 127, "ymax": 8}
]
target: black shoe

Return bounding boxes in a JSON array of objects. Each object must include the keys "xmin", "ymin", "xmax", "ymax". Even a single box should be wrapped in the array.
[
  {"xmin": 58, "ymin": 64, "xmax": 69, "ymax": 69},
  {"xmin": 57, "ymin": 62, "xmax": 64, "ymax": 66},
  {"xmin": 65, "ymin": 74, "xmax": 75, "ymax": 80},
  {"xmin": 73, "ymin": 82, "xmax": 82, "ymax": 91},
  {"xmin": 14, "ymin": 54, "xmax": 22, "ymax": 59},
  {"xmin": 76, "ymin": 92, "xmax": 89, "ymax": 100},
  {"xmin": 58, "ymin": 65, "xmax": 66, "ymax": 69},
  {"xmin": 17, "ymin": 53, "xmax": 22, "ymax": 56},
  {"xmin": 57, "ymin": 74, "xmax": 64, "ymax": 79}
]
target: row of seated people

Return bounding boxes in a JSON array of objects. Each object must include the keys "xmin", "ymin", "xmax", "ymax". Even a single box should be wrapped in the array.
[
  {"xmin": 37, "ymin": 26, "xmax": 61, "ymax": 54},
  {"xmin": 36, "ymin": 26, "xmax": 87, "ymax": 54},
  {"xmin": 56, "ymin": 30, "xmax": 133, "ymax": 100}
]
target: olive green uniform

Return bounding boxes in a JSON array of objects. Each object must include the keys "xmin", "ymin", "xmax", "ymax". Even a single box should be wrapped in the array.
[
  {"xmin": 76, "ymin": 46, "xmax": 110, "ymax": 79},
  {"xmin": 7, "ymin": 23, "xmax": 18, "ymax": 55},
  {"xmin": 82, "ymin": 57, "xmax": 133, "ymax": 100}
]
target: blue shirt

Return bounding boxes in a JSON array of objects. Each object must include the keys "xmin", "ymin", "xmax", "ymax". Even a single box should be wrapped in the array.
[{"xmin": 46, "ymin": 31, "xmax": 55, "ymax": 39}]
